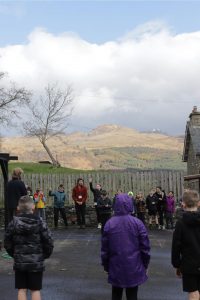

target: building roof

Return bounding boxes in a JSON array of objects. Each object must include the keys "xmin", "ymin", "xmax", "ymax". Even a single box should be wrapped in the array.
[{"xmin": 183, "ymin": 123, "xmax": 200, "ymax": 162}]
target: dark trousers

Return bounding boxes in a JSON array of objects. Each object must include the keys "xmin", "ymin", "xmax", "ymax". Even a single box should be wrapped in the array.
[
  {"xmin": 100, "ymin": 213, "xmax": 111, "ymax": 233},
  {"xmin": 95, "ymin": 205, "xmax": 101, "ymax": 223},
  {"xmin": 137, "ymin": 212, "xmax": 145, "ymax": 224},
  {"xmin": 158, "ymin": 210, "xmax": 164, "ymax": 226},
  {"xmin": 54, "ymin": 207, "xmax": 68, "ymax": 227},
  {"xmin": 112, "ymin": 286, "xmax": 138, "ymax": 300},
  {"xmin": 166, "ymin": 212, "xmax": 173, "ymax": 229},
  {"xmin": 8, "ymin": 208, "xmax": 17, "ymax": 223},
  {"xmin": 75, "ymin": 203, "xmax": 86, "ymax": 225}
]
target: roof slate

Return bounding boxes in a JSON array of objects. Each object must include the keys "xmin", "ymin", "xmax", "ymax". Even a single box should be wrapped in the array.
[{"xmin": 183, "ymin": 124, "xmax": 200, "ymax": 162}]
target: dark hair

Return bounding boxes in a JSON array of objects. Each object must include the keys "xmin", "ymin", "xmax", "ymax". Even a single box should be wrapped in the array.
[
  {"xmin": 101, "ymin": 190, "xmax": 107, "ymax": 196},
  {"xmin": 156, "ymin": 186, "xmax": 162, "ymax": 190},
  {"xmin": 59, "ymin": 184, "xmax": 64, "ymax": 188},
  {"xmin": 77, "ymin": 178, "xmax": 84, "ymax": 184}
]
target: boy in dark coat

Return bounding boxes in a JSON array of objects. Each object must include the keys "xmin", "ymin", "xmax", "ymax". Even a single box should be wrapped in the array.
[
  {"xmin": 146, "ymin": 189, "xmax": 158, "ymax": 229},
  {"xmin": 97, "ymin": 190, "xmax": 112, "ymax": 233},
  {"xmin": 89, "ymin": 177, "xmax": 102, "ymax": 228},
  {"xmin": 4, "ymin": 195, "xmax": 53, "ymax": 300},
  {"xmin": 101, "ymin": 193, "xmax": 150, "ymax": 300},
  {"xmin": 171, "ymin": 190, "xmax": 200, "ymax": 300}
]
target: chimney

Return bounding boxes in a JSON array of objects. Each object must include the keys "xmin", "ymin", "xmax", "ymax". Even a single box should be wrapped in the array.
[{"xmin": 189, "ymin": 106, "xmax": 200, "ymax": 126}]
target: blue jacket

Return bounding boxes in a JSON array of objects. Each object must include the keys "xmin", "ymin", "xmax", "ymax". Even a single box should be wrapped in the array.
[
  {"xmin": 49, "ymin": 191, "xmax": 66, "ymax": 208},
  {"xmin": 101, "ymin": 193, "xmax": 150, "ymax": 288}
]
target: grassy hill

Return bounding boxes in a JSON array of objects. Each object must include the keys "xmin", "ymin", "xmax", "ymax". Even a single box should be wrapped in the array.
[{"xmin": 1, "ymin": 124, "xmax": 186, "ymax": 171}]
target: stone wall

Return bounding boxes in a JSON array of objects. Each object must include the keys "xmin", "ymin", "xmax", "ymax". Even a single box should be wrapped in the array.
[{"xmin": 0, "ymin": 206, "xmax": 98, "ymax": 229}]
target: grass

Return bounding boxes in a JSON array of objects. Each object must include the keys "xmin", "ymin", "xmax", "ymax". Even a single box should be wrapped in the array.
[{"xmin": 8, "ymin": 162, "xmax": 88, "ymax": 174}]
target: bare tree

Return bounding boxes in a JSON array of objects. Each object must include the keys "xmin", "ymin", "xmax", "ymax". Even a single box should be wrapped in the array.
[
  {"xmin": 23, "ymin": 84, "xmax": 73, "ymax": 167},
  {"xmin": 0, "ymin": 72, "xmax": 30, "ymax": 124}
]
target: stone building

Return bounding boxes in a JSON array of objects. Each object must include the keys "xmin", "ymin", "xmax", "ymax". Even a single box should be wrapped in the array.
[{"xmin": 183, "ymin": 106, "xmax": 200, "ymax": 190}]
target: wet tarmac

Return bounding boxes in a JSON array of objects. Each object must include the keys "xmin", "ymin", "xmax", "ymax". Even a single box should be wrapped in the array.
[{"xmin": 0, "ymin": 227, "xmax": 187, "ymax": 300}]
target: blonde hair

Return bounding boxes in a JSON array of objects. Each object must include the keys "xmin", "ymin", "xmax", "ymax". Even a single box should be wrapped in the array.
[
  {"xmin": 182, "ymin": 190, "xmax": 199, "ymax": 208},
  {"xmin": 18, "ymin": 195, "xmax": 33, "ymax": 213},
  {"xmin": 12, "ymin": 168, "xmax": 23, "ymax": 179}
]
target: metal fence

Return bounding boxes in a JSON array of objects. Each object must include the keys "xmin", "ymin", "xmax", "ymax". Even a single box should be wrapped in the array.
[{"xmin": 0, "ymin": 170, "xmax": 185, "ymax": 206}]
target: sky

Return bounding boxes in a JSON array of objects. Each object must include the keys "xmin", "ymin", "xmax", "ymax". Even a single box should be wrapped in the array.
[{"xmin": 1, "ymin": 0, "xmax": 200, "ymax": 136}]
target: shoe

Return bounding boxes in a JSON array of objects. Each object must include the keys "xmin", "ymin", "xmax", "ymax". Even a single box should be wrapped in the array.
[
  {"xmin": 98, "ymin": 223, "xmax": 102, "ymax": 229},
  {"xmin": 82, "ymin": 225, "xmax": 85, "ymax": 229}
]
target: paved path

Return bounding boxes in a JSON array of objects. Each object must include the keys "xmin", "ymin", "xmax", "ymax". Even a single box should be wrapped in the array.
[{"xmin": 0, "ymin": 227, "xmax": 186, "ymax": 300}]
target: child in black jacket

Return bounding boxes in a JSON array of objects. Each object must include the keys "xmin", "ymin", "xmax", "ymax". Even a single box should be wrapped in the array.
[
  {"xmin": 171, "ymin": 190, "xmax": 200, "ymax": 300},
  {"xmin": 97, "ymin": 190, "xmax": 112, "ymax": 233},
  {"xmin": 4, "ymin": 195, "xmax": 54, "ymax": 300}
]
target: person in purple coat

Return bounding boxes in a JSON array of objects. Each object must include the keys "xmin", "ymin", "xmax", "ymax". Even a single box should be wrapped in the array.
[
  {"xmin": 101, "ymin": 193, "xmax": 150, "ymax": 300},
  {"xmin": 165, "ymin": 191, "xmax": 175, "ymax": 229}
]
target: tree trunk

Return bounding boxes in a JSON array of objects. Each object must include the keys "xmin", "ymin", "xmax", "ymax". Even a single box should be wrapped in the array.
[{"xmin": 41, "ymin": 141, "xmax": 61, "ymax": 167}]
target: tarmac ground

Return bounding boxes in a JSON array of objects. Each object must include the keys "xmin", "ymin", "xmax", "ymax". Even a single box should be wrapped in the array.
[{"xmin": 0, "ymin": 226, "xmax": 187, "ymax": 300}]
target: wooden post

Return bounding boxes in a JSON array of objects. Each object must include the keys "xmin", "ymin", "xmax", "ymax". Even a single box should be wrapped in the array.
[{"xmin": 0, "ymin": 153, "xmax": 18, "ymax": 229}]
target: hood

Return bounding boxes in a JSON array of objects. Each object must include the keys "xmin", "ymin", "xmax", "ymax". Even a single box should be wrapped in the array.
[
  {"xmin": 182, "ymin": 211, "xmax": 200, "ymax": 226},
  {"xmin": 114, "ymin": 193, "xmax": 133, "ymax": 216},
  {"xmin": 13, "ymin": 214, "xmax": 41, "ymax": 235}
]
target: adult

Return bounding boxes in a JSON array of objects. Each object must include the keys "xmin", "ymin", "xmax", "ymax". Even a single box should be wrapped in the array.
[
  {"xmin": 72, "ymin": 178, "xmax": 88, "ymax": 229},
  {"xmin": 6, "ymin": 168, "xmax": 27, "ymax": 223},
  {"xmin": 89, "ymin": 177, "xmax": 102, "ymax": 228}
]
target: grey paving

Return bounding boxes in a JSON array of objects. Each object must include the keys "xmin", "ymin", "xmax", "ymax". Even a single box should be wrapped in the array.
[{"xmin": 0, "ymin": 227, "xmax": 187, "ymax": 300}]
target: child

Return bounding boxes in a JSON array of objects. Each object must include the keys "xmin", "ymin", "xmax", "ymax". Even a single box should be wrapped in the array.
[
  {"xmin": 165, "ymin": 191, "xmax": 175, "ymax": 229},
  {"xmin": 33, "ymin": 188, "xmax": 46, "ymax": 221},
  {"xmin": 97, "ymin": 190, "xmax": 112, "ymax": 233},
  {"xmin": 89, "ymin": 177, "xmax": 102, "ymax": 229},
  {"xmin": 127, "ymin": 191, "xmax": 137, "ymax": 216},
  {"xmin": 4, "ymin": 195, "xmax": 53, "ymax": 300},
  {"xmin": 171, "ymin": 190, "xmax": 200, "ymax": 300},
  {"xmin": 154, "ymin": 187, "xmax": 166, "ymax": 230},
  {"xmin": 146, "ymin": 189, "xmax": 158, "ymax": 229},
  {"xmin": 101, "ymin": 193, "xmax": 150, "ymax": 300},
  {"xmin": 49, "ymin": 184, "xmax": 68, "ymax": 228},
  {"xmin": 135, "ymin": 192, "xmax": 146, "ymax": 224}
]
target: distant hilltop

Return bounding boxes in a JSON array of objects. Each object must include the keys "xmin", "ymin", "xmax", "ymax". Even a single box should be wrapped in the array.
[{"xmin": 1, "ymin": 124, "xmax": 185, "ymax": 170}]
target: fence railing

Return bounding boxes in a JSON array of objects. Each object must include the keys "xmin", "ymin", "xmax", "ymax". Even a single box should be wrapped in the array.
[{"xmin": 0, "ymin": 170, "xmax": 185, "ymax": 206}]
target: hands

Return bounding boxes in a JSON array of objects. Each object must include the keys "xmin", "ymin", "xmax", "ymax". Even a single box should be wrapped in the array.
[{"xmin": 176, "ymin": 268, "xmax": 182, "ymax": 278}]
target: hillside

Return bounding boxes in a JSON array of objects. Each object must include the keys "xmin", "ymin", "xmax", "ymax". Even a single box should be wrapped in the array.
[{"xmin": 0, "ymin": 124, "xmax": 186, "ymax": 170}]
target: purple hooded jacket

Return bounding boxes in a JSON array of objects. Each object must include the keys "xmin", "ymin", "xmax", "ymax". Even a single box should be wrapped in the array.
[{"xmin": 101, "ymin": 193, "xmax": 150, "ymax": 288}]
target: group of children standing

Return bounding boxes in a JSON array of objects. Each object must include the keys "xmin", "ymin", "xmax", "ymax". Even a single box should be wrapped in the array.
[
  {"xmin": 4, "ymin": 169, "xmax": 200, "ymax": 300},
  {"xmin": 27, "ymin": 181, "xmax": 177, "ymax": 233}
]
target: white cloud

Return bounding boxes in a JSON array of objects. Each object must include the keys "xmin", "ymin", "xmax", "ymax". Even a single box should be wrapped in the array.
[{"xmin": 0, "ymin": 22, "xmax": 200, "ymax": 135}]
